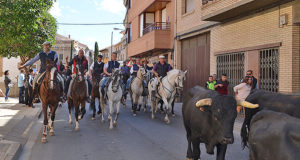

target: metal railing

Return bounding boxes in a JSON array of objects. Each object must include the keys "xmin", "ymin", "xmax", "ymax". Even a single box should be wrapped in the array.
[
  {"xmin": 143, "ymin": 22, "xmax": 171, "ymax": 35},
  {"xmin": 259, "ymin": 48, "xmax": 279, "ymax": 92},
  {"xmin": 217, "ymin": 52, "xmax": 245, "ymax": 95}
]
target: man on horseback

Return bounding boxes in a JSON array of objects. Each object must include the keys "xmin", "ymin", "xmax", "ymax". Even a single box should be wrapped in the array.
[
  {"xmin": 65, "ymin": 49, "xmax": 90, "ymax": 102},
  {"xmin": 101, "ymin": 52, "xmax": 121, "ymax": 98},
  {"xmin": 18, "ymin": 41, "xmax": 65, "ymax": 102},
  {"xmin": 152, "ymin": 55, "xmax": 172, "ymax": 98},
  {"xmin": 125, "ymin": 58, "xmax": 147, "ymax": 95},
  {"xmin": 89, "ymin": 54, "xmax": 104, "ymax": 81}
]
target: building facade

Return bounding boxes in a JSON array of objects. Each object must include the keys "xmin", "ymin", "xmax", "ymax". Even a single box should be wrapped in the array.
[
  {"xmin": 175, "ymin": 0, "xmax": 300, "ymax": 94},
  {"xmin": 124, "ymin": 0, "xmax": 175, "ymax": 64}
]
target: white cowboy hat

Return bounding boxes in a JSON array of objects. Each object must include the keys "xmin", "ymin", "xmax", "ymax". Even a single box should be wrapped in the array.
[
  {"xmin": 43, "ymin": 41, "xmax": 51, "ymax": 46},
  {"xmin": 159, "ymin": 55, "xmax": 165, "ymax": 59}
]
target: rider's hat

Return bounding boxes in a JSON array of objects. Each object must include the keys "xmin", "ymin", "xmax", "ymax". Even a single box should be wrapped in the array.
[
  {"xmin": 159, "ymin": 55, "xmax": 165, "ymax": 59},
  {"xmin": 43, "ymin": 41, "xmax": 51, "ymax": 46},
  {"xmin": 98, "ymin": 54, "xmax": 103, "ymax": 58}
]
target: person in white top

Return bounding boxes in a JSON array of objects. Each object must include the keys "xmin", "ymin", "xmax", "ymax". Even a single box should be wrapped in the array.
[{"xmin": 234, "ymin": 76, "xmax": 252, "ymax": 114}]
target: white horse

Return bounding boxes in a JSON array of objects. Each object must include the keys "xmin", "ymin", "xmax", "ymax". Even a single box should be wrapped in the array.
[
  {"xmin": 148, "ymin": 69, "xmax": 187, "ymax": 124},
  {"xmin": 129, "ymin": 67, "xmax": 147, "ymax": 116},
  {"xmin": 99, "ymin": 70, "xmax": 123, "ymax": 129}
]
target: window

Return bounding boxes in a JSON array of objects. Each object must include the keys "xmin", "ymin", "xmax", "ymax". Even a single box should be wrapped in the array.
[
  {"xmin": 140, "ymin": 13, "xmax": 144, "ymax": 37},
  {"xmin": 217, "ymin": 52, "xmax": 245, "ymax": 95},
  {"xmin": 259, "ymin": 48, "xmax": 279, "ymax": 92},
  {"xmin": 126, "ymin": 23, "xmax": 131, "ymax": 43},
  {"xmin": 59, "ymin": 54, "xmax": 63, "ymax": 61},
  {"xmin": 183, "ymin": 0, "xmax": 194, "ymax": 14}
]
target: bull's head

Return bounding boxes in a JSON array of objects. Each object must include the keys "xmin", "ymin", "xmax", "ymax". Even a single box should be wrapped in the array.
[{"xmin": 195, "ymin": 96, "xmax": 237, "ymax": 145}]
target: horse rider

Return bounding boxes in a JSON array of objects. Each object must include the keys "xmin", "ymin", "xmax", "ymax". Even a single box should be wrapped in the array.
[
  {"xmin": 126, "ymin": 58, "xmax": 147, "ymax": 95},
  {"xmin": 121, "ymin": 61, "xmax": 130, "ymax": 85},
  {"xmin": 152, "ymin": 55, "xmax": 172, "ymax": 97},
  {"xmin": 65, "ymin": 49, "xmax": 90, "ymax": 102},
  {"xmin": 101, "ymin": 52, "xmax": 121, "ymax": 97},
  {"xmin": 89, "ymin": 54, "xmax": 104, "ymax": 81},
  {"xmin": 18, "ymin": 41, "xmax": 65, "ymax": 101}
]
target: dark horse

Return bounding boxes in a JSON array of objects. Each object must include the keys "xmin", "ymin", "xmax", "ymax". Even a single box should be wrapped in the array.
[
  {"xmin": 90, "ymin": 75, "xmax": 103, "ymax": 120},
  {"xmin": 67, "ymin": 62, "xmax": 87, "ymax": 131},
  {"xmin": 40, "ymin": 59, "xmax": 62, "ymax": 143}
]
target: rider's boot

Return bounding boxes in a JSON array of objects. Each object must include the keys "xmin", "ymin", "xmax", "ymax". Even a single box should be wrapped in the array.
[{"xmin": 86, "ymin": 96, "xmax": 91, "ymax": 103}]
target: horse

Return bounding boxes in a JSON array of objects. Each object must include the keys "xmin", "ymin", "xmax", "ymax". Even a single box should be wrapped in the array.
[
  {"xmin": 148, "ymin": 69, "xmax": 187, "ymax": 124},
  {"xmin": 67, "ymin": 62, "xmax": 87, "ymax": 131},
  {"xmin": 129, "ymin": 67, "xmax": 147, "ymax": 116},
  {"xmin": 99, "ymin": 70, "xmax": 123, "ymax": 129},
  {"xmin": 90, "ymin": 75, "xmax": 102, "ymax": 120},
  {"xmin": 39, "ymin": 59, "xmax": 62, "ymax": 143}
]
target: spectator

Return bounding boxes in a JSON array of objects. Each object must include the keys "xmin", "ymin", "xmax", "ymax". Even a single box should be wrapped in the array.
[
  {"xmin": 246, "ymin": 70, "xmax": 257, "ymax": 90},
  {"xmin": 0, "ymin": 89, "xmax": 4, "ymax": 97},
  {"xmin": 212, "ymin": 74, "xmax": 217, "ymax": 83},
  {"xmin": 25, "ymin": 69, "xmax": 34, "ymax": 108},
  {"xmin": 121, "ymin": 61, "xmax": 130, "ymax": 84},
  {"xmin": 214, "ymin": 74, "xmax": 229, "ymax": 95},
  {"xmin": 206, "ymin": 75, "xmax": 216, "ymax": 90},
  {"xmin": 57, "ymin": 61, "xmax": 65, "ymax": 74},
  {"xmin": 4, "ymin": 70, "xmax": 12, "ymax": 101},
  {"xmin": 18, "ymin": 69, "xmax": 25, "ymax": 104},
  {"xmin": 234, "ymin": 76, "xmax": 252, "ymax": 114}
]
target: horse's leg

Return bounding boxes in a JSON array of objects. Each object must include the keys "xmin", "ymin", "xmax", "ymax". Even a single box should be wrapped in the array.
[
  {"xmin": 91, "ymin": 95, "xmax": 96, "ymax": 120},
  {"xmin": 132, "ymin": 94, "xmax": 137, "ymax": 117},
  {"xmin": 100, "ymin": 95, "xmax": 105, "ymax": 123},
  {"xmin": 68, "ymin": 99, "xmax": 73, "ymax": 124},
  {"xmin": 74, "ymin": 101, "xmax": 80, "ymax": 131},
  {"xmin": 97, "ymin": 97, "xmax": 102, "ymax": 115},
  {"xmin": 137, "ymin": 95, "xmax": 141, "ymax": 112},
  {"xmin": 49, "ymin": 104, "xmax": 58, "ymax": 136},
  {"xmin": 41, "ymin": 103, "xmax": 48, "ymax": 143},
  {"xmin": 113, "ymin": 101, "xmax": 120, "ymax": 127},
  {"xmin": 143, "ymin": 96, "xmax": 147, "ymax": 112},
  {"xmin": 162, "ymin": 98, "xmax": 170, "ymax": 124},
  {"xmin": 108, "ymin": 101, "xmax": 114, "ymax": 130},
  {"xmin": 171, "ymin": 98, "xmax": 175, "ymax": 117},
  {"xmin": 80, "ymin": 101, "xmax": 86, "ymax": 119}
]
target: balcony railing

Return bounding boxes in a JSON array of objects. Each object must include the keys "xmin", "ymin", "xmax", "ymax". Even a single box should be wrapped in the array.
[
  {"xmin": 202, "ymin": 0, "xmax": 214, "ymax": 5},
  {"xmin": 143, "ymin": 22, "xmax": 170, "ymax": 35}
]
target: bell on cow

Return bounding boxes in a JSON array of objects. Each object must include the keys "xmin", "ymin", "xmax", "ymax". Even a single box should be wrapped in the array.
[
  {"xmin": 196, "ymin": 98, "xmax": 212, "ymax": 107},
  {"xmin": 237, "ymin": 101, "xmax": 259, "ymax": 109}
]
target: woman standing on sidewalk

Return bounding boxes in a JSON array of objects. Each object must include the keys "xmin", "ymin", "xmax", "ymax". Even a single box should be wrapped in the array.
[
  {"xmin": 234, "ymin": 76, "xmax": 252, "ymax": 114},
  {"xmin": 4, "ymin": 70, "xmax": 12, "ymax": 101}
]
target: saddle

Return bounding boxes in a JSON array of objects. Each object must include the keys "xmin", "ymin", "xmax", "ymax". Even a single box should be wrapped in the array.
[{"xmin": 101, "ymin": 77, "xmax": 112, "ymax": 98}]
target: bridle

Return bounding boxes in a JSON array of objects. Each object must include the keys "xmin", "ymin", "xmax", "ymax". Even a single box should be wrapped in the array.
[{"xmin": 111, "ymin": 71, "xmax": 122, "ymax": 93}]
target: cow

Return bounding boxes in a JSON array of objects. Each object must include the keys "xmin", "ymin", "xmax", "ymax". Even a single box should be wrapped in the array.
[
  {"xmin": 182, "ymin": 86, "xmax": 256, "ymax": 160},
  {"xmin": 249, "ymin": 110, "xmax": 300, "ymax": 160},
  {"xmin": 241, "ymin": 89, "xmax": 300, "ymax": 148}
]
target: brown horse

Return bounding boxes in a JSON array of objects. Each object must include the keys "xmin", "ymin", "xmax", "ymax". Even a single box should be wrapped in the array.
[
  {"xmin": 67, "ymin": 62, "xmax": 87, "ymax": 131},
  {"xmin": 40, "ymin": 59, "xmax": 62, "ymax": 143},
  {"xmin": 90, "ymin": 75, "xmax": 102, "ymax": 120}
]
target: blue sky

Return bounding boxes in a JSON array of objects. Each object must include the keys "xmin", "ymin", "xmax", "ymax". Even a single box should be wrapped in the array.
[{"xmin": 50, "ymin": 0, "xmax": 125, "ymax": 50}]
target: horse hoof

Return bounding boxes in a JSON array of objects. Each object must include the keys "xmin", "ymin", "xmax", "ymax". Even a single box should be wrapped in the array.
[
  {"xmin": 109, "ymin": 126, "xmax": 113, "ymax": 130},
  {"xmin": 91, "ymin": 117, "xmax": 95, "ymax": 120},
  {"xmin": 108, "ymin": 117, "xmax": 111, "ymax": 121},
  {"xmin": 101, "ymin": 119, "xmax": 105, "ymax": 123},
  {"xmin": 49, "ymin": 132, "xmax": 55, "ymax": 136},
  {"xmin": 41, "ymin": 138, "xmax": 47, "ymax": 143},
  {"xmin": 75, "ymin": 127, "xmax": 79, "ymax": 131},
  {"xmin": 164, "ymin": 118, "xmax": 170, "ymax": 124},
  {"xmin": 172, "ymin": 114, "xmax": 176, "ymax": 117},
  {"xmin": 113, "ymin": 122, "xmax": 117, "ymax": 127},
  {"xmin": 151, "ymin": 115, "xmax": 155, "ymax": 119},
  {"xmin": 133, "ymin": 113, "xmax": 137, "ymax": 117},
  {"xmin": 78, "ymin": 116, "xmax": 82, "ymax": 120},
  {"xmin": 69, "ymin": 121, "xmax": 72, "ymax": 124}
]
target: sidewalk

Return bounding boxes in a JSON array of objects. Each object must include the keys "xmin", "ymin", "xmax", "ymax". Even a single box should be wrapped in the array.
[{"xmin": 0, "ymin": 98, "xmax": 41, "ymax": 160}]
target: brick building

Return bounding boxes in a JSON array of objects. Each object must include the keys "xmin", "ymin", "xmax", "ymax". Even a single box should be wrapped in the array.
[
  {"xmin": 175, "ymin": 0, "xmax": 300, "ymax": 94},
  {"xmin": 123, "ymin": 0, "xmax": 175, "ymax": 64}
]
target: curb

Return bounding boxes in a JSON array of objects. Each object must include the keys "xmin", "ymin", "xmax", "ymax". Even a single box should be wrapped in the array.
[{"xmin": 0, "ymin": 140, "xmax": 21, "ymax": 160}]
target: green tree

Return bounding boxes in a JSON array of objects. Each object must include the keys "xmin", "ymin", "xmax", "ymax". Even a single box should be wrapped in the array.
[
  {"xmin": 94, "ymin": 42, "xmax": 99, "ymax": 62},
  {"xmin": 0, "ymin": 0, "xmax": 57, "ymax": 64}
]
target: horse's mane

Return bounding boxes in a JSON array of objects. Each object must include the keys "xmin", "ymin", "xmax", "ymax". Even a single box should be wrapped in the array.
[{"xmin": 167, "ymin": 69, "xmax": 180, "ymax": 76}]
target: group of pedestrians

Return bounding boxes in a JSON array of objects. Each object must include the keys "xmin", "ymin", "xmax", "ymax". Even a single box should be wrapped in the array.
[{"xmin": 205, "ymin": 70, "xmax": 258, "ymax": 114}]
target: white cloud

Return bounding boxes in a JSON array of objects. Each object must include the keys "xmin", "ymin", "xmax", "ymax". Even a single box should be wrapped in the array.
[
  {"xmin": 70, "ymin": 9, "xmax": 79, "ymax": 14},
  {"xmin": 50, "ymin": 1, "xmax": 62, "ymax": 17},
  {"xmin": 94, "ymin": 0, "xmax": 125, "ymax": 14}
]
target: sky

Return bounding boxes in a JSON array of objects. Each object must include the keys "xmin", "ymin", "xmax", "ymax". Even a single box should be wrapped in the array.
[{"xmin": 50, "ymin": 0, "xmax": 126, "ymax": 50}]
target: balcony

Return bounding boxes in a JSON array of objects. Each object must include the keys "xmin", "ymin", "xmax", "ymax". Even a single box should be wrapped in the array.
[
  {"xmin": 128, "ymin": 22, "xmax": 171, "ymax": 57},
  {"xmin": 201, "ymin": 0, "xmax": 291, "ymax": 22}
]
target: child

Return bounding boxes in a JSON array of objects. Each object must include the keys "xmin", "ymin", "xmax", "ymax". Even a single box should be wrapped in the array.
[{"xmin": 206, "ymin": 75, "xmax": 216, "ymax": 90}]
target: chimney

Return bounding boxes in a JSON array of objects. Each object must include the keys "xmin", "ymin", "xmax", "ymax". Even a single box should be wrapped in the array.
[{"xmin": 68, "ymin": 35, "xmax": 71, "ymax": 39}]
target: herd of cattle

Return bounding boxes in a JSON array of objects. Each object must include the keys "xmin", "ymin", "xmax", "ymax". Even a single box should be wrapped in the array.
[{"xmin": 182, "ymin": 86, "xmax": 300, "ymax": 160}]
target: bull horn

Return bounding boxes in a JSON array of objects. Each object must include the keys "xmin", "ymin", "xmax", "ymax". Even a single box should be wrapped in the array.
[
  {"xmin": 196, "ymin": 98, "xmax": 212, "ymax": 107},
  {"xmin": 237, "ymin": 100, "xmax": 259, "ymax": 109}
]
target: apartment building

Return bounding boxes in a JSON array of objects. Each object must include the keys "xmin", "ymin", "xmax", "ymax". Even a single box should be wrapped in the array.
[
  {"xmin": 175, "ymin": 0, "xmax": 300, "ymax": 94},
  {"xmin": 124, "ymin": 0, "xmax": 175, "ymax": 64}
]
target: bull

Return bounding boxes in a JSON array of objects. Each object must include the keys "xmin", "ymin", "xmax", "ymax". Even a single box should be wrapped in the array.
[
  {"xmin": 249, "ymin": 110, "xmax": 300, "ymax": 160},
  {"xmin": 241, "ymin": 89, "xmax": 300, "ymax": 148},
  {"xmin": 182, "ymin": 86, "xmax": 257, "ymax": 160}
]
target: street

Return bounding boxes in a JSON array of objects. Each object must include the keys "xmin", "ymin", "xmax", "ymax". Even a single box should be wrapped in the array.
[{"xmin": 19, "ymin": 101, "xmax": 249, "ymax": 160}]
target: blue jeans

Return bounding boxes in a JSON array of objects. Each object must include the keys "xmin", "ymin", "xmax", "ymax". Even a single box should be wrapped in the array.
[
  {"xmin": 126, "ymin": 77, "xmax": 132, "ymax": 90},
  {"xmin": 19, "ymin": 87, "xmax": 25, "ymax": 103},
  {"xmin": 5, "ymin": 88, "xmax": 10, "ymax": 100},
  {"xmin": 101, "ymin": 77, "xmax": 107, "ymax": 89}
]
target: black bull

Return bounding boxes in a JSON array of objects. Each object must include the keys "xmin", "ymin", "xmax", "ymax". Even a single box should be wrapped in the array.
[
  {"xmin": 182, "ymin": 86, "xmax": 237, "ymax": 160},
  {"xmin": 241, "ymin": 89, "xmax": 300, "ymax": 148},
  {"xmin": 249, "ymin": 110, "xmax": 300, "ymax": 160}
]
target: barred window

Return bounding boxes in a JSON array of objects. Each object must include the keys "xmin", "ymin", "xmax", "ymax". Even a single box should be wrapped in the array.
[
  {"xmin": 217, "ymin": 52, "xmax": 245, "ymax": 95},
  {"xmin": 259, "ymin": 48, "xmax": 279, "ymax": 92},
  {"xmin": 59, "ymin": 54, "xmax": 64, "ymax": 61}
]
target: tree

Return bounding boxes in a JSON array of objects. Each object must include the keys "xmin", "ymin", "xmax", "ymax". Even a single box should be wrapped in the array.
[
  {"xmin": 0, "ymin": 0, "xmax": 57, "ymax": 64},
  {"xmin": 94, "ymin": 42, "xmax": 99, "ymax": 62},
  {"xmin": 70, "ymin": 40, "xmax": 74, "ymax": 60}
]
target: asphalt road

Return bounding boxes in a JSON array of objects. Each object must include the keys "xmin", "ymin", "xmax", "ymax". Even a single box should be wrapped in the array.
[{"xmin": 19, "ymin": 100, "xmax": 249, "ymax": 160}]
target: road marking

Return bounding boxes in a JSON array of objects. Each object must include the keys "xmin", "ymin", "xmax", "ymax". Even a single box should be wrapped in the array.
[{"xmin": 23, "ymin": 121, "xmax": 34, "ymax": 137}]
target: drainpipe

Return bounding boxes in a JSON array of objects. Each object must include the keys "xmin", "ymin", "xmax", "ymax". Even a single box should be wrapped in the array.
[{"xmin": 173, "ymin": 0, "xmax": 177, "ymax": 69}]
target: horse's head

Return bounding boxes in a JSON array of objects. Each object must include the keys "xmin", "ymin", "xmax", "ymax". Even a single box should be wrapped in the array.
[
  {"xmin": 45, "ymin": 59, "xmax": 58, "ymax": 90},
  {"xmin": 74, "ymin": 59, "xmax": 84, "ymax": 82},
  {"xmin": 138, "ymin": 67, "xmax": 147, "ymax": 80},
  {"xmin": 175, "ymin": 70, "xmax": 187, "ymax": 89},
  {"xmin": 111, "ymin": 69, "xmax": 122, "ymax": 92}
]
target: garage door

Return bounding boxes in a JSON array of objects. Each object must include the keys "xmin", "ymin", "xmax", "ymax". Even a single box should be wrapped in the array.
[{"xmin": 181, "ymin": 33, "xmax": 210, "ymax": 94}]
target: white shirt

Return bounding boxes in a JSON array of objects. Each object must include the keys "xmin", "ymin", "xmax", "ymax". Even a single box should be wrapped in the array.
[{"xmin": 90, "ymin": 61, "xmax": 103, "ymax": 70}]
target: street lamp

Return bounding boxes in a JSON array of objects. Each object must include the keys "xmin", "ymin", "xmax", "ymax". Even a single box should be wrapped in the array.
[{"xmin": 111, "ymin": 27, "xmax": 123, "ymax": 60}]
